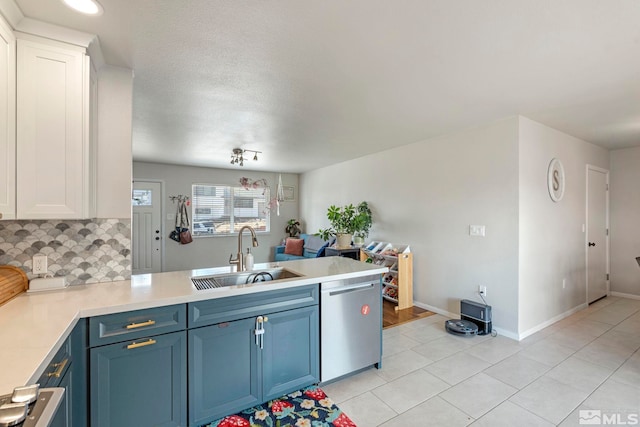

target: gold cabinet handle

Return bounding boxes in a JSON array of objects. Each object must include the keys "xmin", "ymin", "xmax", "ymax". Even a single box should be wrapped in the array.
[
  {"xmin": 126, "ymin": 339, "xmax": 156, "ymax": 350},
  {"xmin": 47, "ymin": 358, "xmax": 68, "ymax": 378},
  {"xmin": 125, "ymin": 319, "xmax": 156, "ymax": 329}
]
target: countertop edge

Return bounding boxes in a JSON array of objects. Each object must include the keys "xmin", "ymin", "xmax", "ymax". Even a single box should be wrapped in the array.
[{"xmin": 2, "ymin": 257, "xmax": 388, "ymax": 394}]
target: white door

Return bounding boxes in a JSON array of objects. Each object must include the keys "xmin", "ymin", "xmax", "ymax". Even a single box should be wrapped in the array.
[
  {"xmin": 132, "ymin": 181, "xmax": 163, "ymax": 274},
  {"xmin": 586, "ymin": 166, "xmax": 609, "ymax": 304}
]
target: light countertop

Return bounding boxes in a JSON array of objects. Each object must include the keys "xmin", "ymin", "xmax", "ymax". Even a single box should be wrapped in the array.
[{"xmin": 0, "ymin": 257, "xmax": 387, "ymax": 394}]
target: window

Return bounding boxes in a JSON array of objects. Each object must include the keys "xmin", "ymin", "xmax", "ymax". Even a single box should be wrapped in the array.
[
  {"xmin": 131, "ymin": 189, "xmax": 152, "ymax": 206},
  {"xmin": 191, "ymin": 184, "xmax": 270, "ymax": 236}
]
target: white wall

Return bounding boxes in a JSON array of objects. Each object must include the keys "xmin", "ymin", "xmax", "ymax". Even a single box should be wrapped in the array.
[
  {"xmin": 133, "ymin": 162, "xmax": 299, "ymax": 272},
  {"xmin": 610, "ymin": 146, "xmax": 640, "ymax": 297},
  {"xmin": 97, "ymin": 65, "xmax": 133, "ymax": 219},
  {"xmin": 301, "ymin": 118, "xmax": 521, "ymax": 337},
  {"xmin": 518, "ymin": 117, "xmax": 609, "ymax": 335}
]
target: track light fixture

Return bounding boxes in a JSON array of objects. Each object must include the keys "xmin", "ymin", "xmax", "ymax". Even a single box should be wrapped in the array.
[{"xmin": 230, "ymin": 148, "xmax": 261, "ymax": 167}]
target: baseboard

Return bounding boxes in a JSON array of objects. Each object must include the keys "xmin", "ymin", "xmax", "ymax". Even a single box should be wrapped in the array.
[
  {"xmin": 413, "ymin": 301, "xmax": 456, "ymax": 318},
  {"xmin": 611, "ymin": 291, "xmax": 640, "ymax": 300},
  {"xmin": 518, "ymin": 303, "xmax": 588, "ymax": 341},
  {"xmin": 413, "ymin": 301, "xmax": 519, "ymax": 341}
]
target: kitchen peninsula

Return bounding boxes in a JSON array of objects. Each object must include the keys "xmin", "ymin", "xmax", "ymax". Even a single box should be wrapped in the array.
[{"xmin": 0, "ymin": 257, "xmax": 387, "ymax": 425}]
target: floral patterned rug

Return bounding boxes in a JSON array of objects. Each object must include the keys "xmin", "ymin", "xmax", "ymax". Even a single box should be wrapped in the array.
[{"xmin": 205, "ymin": 386, "xmax": 356, "ymax": 427}]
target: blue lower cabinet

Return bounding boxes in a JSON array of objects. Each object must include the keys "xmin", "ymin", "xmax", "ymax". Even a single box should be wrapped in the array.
[
  {"xmin": 262, "ymin": 305, "xmax": 319, "ymax": 401},
  {"xmin": 49, "ymin": 366, "xmax": 72, "ymax": 427},
  {"xmin": 188, "ymin": 317, "xmax": 260, "ymax": 426},
  {"xmin": 40, "ymin": 321, "xmax": 86, "ymax": 427},
  {"xmin": 188, "ymin": 305, "xmax": 319, "ymax": 426},
  {"xmin": 90, "ymin": 331, "xmax": 187, "ymax": 427}
]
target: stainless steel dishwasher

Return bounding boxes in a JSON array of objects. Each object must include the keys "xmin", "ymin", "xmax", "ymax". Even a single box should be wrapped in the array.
[{"xmin": 320, "ymin": 274, "xmax": 382, "ymax": 382}]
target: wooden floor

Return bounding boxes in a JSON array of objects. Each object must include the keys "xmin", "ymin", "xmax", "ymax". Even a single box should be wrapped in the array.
[{"xmin": 383, "ymin": 299, "xmax": 435, "ymax": 329}]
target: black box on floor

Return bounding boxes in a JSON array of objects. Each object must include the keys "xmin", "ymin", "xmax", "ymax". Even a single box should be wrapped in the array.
[{"xmin": 460, "ymin": 299, "xmax": 492, "ymax": 335}]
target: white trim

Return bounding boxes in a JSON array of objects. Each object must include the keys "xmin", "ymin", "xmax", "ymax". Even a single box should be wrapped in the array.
[
  {"xmin": 413, "ymin": 301, "xmax": 456, "ymax": 319},
  {"xmin": 611, "ymin": 291, "xmax": 640, "ymax": 301},
  {"xmin": 518, "ymin": 303, "xmax": 587, "ymax": 340},
  {"xmin": 0, "ymin": 0, "xmax": 24, "ymax": 29},
  {"xmin": 0, "ymin": 0, "xmax": 105, "ymax": 67},
  {"xmin": 413, "ymin": 301, "xmax": 519, "ymax": 341}
]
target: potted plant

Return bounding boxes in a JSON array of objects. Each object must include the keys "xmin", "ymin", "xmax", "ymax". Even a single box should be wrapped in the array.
[
  {"xmin": 352, "ymin": 201, "xmax": 372, "ymax": 247},
  {"xmin": 285, "ymin": 219, "xmax": 302, "ymax": 238},
  {"xmin": 317, "ymin": 201, "xmax": 373, "ymax": 248}
]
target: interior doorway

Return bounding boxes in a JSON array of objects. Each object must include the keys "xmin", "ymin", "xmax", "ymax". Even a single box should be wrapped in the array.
[
  {"xmin": 132, "ymin": 180, "xmax": 163, "ymax": 274},
  {"xmin": 586, "ymin": 165, "xmax": 609, "ymax": 304}
]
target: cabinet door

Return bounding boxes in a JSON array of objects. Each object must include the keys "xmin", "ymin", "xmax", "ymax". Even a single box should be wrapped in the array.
[
  {"xmin": 16, "ymin": 38, "xmax": 89, "ymax": 219},
  {"xmin": 90, "ymin": 331, "xmax": 187, "ymax": 427},
  {"xmin": 49, "ymin": 367, "xmax": 71, "ymax": 427},
  {"xmin": 0, "ymin": 16, "xmax": 15, "ymax": 220},
  {"xmin": 262, "ymin": 305, "xmax": 319, "ymax": 401},
  {"xmin": 188, "ymin": 317, "xmax": 260, "ymax": 426}
]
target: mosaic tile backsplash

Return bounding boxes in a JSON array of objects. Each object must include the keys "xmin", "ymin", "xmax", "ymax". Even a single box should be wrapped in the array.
[{"xmin": 0, "ymin": 219, "xmax": 131, "ymax": 285}]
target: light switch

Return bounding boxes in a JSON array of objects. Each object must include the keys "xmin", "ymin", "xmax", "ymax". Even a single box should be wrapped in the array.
[{"xmin": 470, "ymin": 225, "xmax": 486, "ymax": 237}]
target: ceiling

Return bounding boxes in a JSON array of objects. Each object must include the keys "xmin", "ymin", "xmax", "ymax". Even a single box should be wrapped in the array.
[{"xmin": 12, "ymin": 0, "xmax": 640, "ymax": 173}]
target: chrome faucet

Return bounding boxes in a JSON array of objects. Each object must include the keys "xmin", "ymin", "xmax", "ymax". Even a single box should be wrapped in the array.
[{"xmin": 229, "ymin": 225, "xmax": 259, "ymax": 271}]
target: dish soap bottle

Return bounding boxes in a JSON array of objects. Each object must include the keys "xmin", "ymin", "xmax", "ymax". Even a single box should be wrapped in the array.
[{"xmin": 245, "ymin": 247, "xmax": 254, "ymax": 271}]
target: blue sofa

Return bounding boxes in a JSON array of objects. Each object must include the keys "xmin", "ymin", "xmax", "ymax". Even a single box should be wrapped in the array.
[{"xmin": 274, "ymin": 234, "xmax": 332, "ymax": 261}]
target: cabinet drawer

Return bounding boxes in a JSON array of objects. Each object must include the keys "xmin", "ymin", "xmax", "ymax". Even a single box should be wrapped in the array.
[
  {"xmin": 189, "ymin": 284, "xmax": 319, "ymax": 328},
  {"xmin": 89, "ymin": 304, "xmax": 186, "ymax": 347},
  {"xmin": 38, "ymin": 334, "xmax": 71, "ymax": 387}
]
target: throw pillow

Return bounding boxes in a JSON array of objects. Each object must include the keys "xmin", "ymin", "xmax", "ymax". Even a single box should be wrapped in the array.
[{"xmin": 284, "ymin": 238, "xmax": 304, "ymax": 256}]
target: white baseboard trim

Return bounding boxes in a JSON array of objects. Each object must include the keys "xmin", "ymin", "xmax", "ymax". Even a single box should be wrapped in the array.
[
  {"xmin": 518, "ymin": 303, "xmax": 588, "ymax": 341},
  {"xmin": 413, "ymin": 301, "xmax": 456, "ymax": 318},
  {"xmin": 611, "ymin": 291, "xmax": 640, "ymax": 300},
  {"xmin": 413, "ymin": 301, "xmax": 519, "ymax": 341}
]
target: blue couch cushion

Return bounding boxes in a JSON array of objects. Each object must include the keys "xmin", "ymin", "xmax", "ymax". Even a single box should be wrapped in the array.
[{"xmin": 303, "ymin": 235, "xmax": 330, "ymax": 258}]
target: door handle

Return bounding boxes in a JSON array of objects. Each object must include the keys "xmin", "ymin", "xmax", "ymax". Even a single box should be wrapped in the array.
[
  {"xmin": 588, "ymin": 242, "xmax": 596, "ymax": 247},
  {"xmin": 328, "ymin": 283, "xmax": 375, "ymax": 296}
]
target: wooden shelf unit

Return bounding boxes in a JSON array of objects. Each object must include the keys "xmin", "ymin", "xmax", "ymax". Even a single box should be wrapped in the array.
[{"xmin": 360, "ymin": 246, "xmax": 413, "ymax": 311}]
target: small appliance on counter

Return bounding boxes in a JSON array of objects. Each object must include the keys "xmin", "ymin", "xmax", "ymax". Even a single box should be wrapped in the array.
[{"xmin": 0, "ymin": 384, "xmax": 64, "ymax": 427}]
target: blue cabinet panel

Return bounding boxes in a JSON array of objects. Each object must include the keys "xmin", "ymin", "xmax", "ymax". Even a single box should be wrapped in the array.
[
  {"xmin": 90, "ymin": 331, "xmax": 187, "ymax": 427},
  {"xmin": 262, "ymin": 305, "xmax": 319, "ymax": 400},
  {"xmin": 37, "ymin": 321, "xmax": 87, "ymax": 427},
  {"xmin": 89, "ymin": 304, "xmax": 186, "ymax": 346},
  {"xmin": 189, "ymin": 285, "xmax": 318, "ymax": 328},
  {"xmin": 188, "ymin": 317, "xmax": 260, "ymax": 426},
  {"xmin": 49, "ymin": 367, "xmax": 71, "ymax": 427},
  {"xmin": 70, "ymin": 319, "xmax": 87, "ymax": 427}
]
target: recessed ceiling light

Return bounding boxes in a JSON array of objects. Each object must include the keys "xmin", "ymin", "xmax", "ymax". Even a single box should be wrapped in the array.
[{"xmin": 61, "ymin": 0, "xmax": 104, "ymax": 15}]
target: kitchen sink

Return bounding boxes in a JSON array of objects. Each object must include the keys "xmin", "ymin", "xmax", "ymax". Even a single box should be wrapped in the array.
[{"xmin": 191, "ymin": 268, "xmax": 304, "ymax": 290}]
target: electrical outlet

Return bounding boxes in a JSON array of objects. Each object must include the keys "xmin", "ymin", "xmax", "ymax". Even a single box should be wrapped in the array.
[
  {"xmin": 33, "ymin": 254, "xmax": 48, "ymax": 275},
  {"xmin": 478, "ymin": 285, "xmax": 487, "ymax": 297}
]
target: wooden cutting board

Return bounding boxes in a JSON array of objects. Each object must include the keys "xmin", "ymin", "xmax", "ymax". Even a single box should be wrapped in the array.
[{"xmin": 0, "ymin": 265, "xmax": 29, "ymax": 306}]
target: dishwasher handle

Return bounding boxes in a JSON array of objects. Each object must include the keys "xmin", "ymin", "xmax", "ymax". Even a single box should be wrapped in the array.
[{"xmin": 325, "ymin": 282, "xmax": 375, "ymax": 296}]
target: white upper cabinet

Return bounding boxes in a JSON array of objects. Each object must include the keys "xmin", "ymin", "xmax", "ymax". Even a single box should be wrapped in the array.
[
  {"xmin": 16, "ymin": 36, "xmax": 95, "ymax": 219},
  {"xmin": 0, "ymin": 15, "xmax": 16, "ymax": 220}
]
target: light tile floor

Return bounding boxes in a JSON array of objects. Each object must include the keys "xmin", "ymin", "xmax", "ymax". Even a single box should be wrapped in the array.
[{"xmin": 322, "ymin": 296, "xmax": 640, "ymax": 426}]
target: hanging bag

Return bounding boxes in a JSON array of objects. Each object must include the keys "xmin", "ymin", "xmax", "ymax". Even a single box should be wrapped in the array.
[
  {"xmin": 178, "ymin": 200, "xmax": 193, "ymax": 244},
  {"xmin": 169, "ymin": 201, "xmax": 181, "ymax": 242}
]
